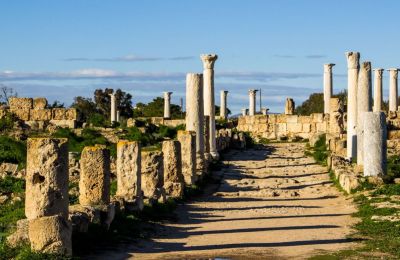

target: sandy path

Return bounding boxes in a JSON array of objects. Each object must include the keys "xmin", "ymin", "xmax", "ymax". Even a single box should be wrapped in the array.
[{"xmin": 93, "ymin": 143, "xmax": 358, "ymax": 259}]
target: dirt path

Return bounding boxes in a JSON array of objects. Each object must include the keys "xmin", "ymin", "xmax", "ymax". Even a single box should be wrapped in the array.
[{"xmin": 94, "ymin": 143, "xmax": 358, "ymax": 259}]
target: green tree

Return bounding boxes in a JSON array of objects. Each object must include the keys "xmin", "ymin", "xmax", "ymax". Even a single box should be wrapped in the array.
[
  {"xmin": 295, "ymin": 93, "xmax": 324, "ymax": 115},
  {"xmin": 132, "ymin": 97, "xmax": 183, "ymax": 118}
]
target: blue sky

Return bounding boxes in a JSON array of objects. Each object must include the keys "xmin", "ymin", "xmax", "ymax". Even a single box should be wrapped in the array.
[{"xmin": 0, "ymin": 0, "xmax": 399, "ymax": 113}]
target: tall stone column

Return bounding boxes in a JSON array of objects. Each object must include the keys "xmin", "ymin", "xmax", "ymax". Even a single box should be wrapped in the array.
[
  {"xmin": 363, "ymin": 112, "xmax": 387, "ymax": 177},
  {"xmin": 163, "ymin": 92, "xmax": 173, "ymax": 119},
  {"xmin": 116, "ymin": 110, "xmax": 120, "ymax": 123},
  {"xmin": 388, "ymin": 68, "xmax": 399, "ymax": 112},
  {"xmin": 185, "ymin": 73, "xmax": 205, "ymax": 173},
  {"xmin": 162, "ymin": 140, "xmax": 184, "ymax": 199},
  {"xmin": 373, "ymin": 68, "xmax": 384, "ymax": 112},
  {"xmin": 109, "ymin": 93, "xmax": 117, "ymax": 123},
  {"xmin": 248, "ymin": 89, "xmax": 258, "ymax": 116},
  {"xmin": 345, "ymin": 51, "xmax": 360, "ymax": 160},
  {"xmin": 324, "ymin": 63, "xmax": 335, "ymax": 114},
  {"xmin": 356, "ymin": 62, "xmax": 372, "ymax": 166},
  {"xmin": 220, "ymin": 90, "xmax": 228, "ymax": 119},
  {"xmin": 200, "ymin": 54, "xmax": 219, "ymax": 160},
  {"xmin": 241, "ymin": 108, "xmax": 247, "ymax": 116},
  {"xmin": 285, "ymin": 98, "xmax": 295, "ymax": 115}
]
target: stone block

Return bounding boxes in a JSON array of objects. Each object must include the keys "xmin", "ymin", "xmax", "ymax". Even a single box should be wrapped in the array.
[
  {"xmin": 312, "ymin": 113, "xmax": 324, "ymax": 123},
  {"xmin": 49, "ymin": 120, "xmax": 76, "ymax": 128},
  {"xmin": 276, "ymin": 114, "xmax": 286, "ymax": 123},
  {"xmin": 302, "ymin": 123, "xmax": 311, "ymax": 133},
  {"xmin": 65, "ymin": 108, "xmax": 77, "ymax": 120},
  {"xmin": 79, "ymin": 146, "xmax": 111, "ymax": 206},
  {"xmin": 388, "ymin": 130, "xmax": 400, "ymax": 140},
  {"xmin": 177, "ymin": 130, "xmax": 197, "ymax": 185},
  {"xmin": 316, "ymin": 122, "xmax": 327, "ymax": 132},
  {"xmin": 162, "ymin": 140, "xmax": 184, "ymax": 198},
  {"xmin": 298, "ymin": 116, "xmax": 312, "ymax": 123},
  {"xmin": 10, "ymin": 108, "xmax": 30, "ymax": 121},
  {"xmin": 141, "ymin": 151, "xmax": 164, "ymax": 202},
  {"xmin": 28, "ymin": 215, "xmax": 72, "ymax": 255},
  {"xmin": 30, "ymin": 109, "xmax": 52, "ymax": 121},
  {"xmin": 8, "ymin": 97, "xmax": 33, "ymax": 110},
  {"xmin": 116, "ymin": 141, "xmax": 142, "ymax": 206},
  {"xmin": 33, "ymin": 98, "xmax": 48, "ymax": 109},
  {"xmin": 287, "ymin": 122, "xmax": 302, "ymax": 133},
  {"xmin": 25, "ymin": 138, "xmax": 69, "ymax": 220},
  {"xmin": 286, "ymin": 115, "xmax": 299, "ymax": 123}
]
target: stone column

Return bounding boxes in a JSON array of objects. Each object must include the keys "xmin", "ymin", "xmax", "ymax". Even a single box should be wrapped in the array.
[
  {"xmin": 177, "ymin": 130, "xmax": 197, "ymax": 185},
  {"xmin": 329, "ymin": 98, "xmax": 344, "ymax": 135},
  {"xmin": 324, "ymin": 63, "xmax": 335, "ymax": 114},
  {"xmin": 356, "ymin": 62, "xmax": 372, "ymax": 166},
  {"xmin": 261, "ymin": 108, "xmax": 268, "ymax": 115},
  {"xmin": 163, "ymin": 91, "xmax": 173, "ymax": 119},
  {"xmin": 220, "ymin": 90, "xmax": 228, "ymax": 119},
  {"xmin": 116, "ymin": 110, "xmax": 120, "ymax": 123},
  {"xmin": 285, "ymin": 98, "xmax": 295, "ymax": 115},
  {"xmin": 25, "ymin": 138, "xmax": 69, "ymax": 220},
  {"xmin": 79, "ymin": 146, "xmax": 111, "ymax": 206},
  {"xmin": 388, "ymin": 68, "xmax": 399, "ymax": 112},
  {"xmin": 116, "ymin": 140, "xmax": 142, "ymax": 209},
  {"xmin": 109, "ymin": 93, "xmax": 117, "ymax": 123},
  {"xmin": 162, "ymin": 140, "xmax": 184, "ymax": 198},
  {"xmin": 363, "ymin": 112, "xmax": 387, "ymax": 177},
  {"xmin": 373, "ymin": 68, "xmax": 384, "ymax": 112},
  {"xmin": 248, "ymin": 89, "xmax": 258, "ymax": 116},
  {"xmin": 345, "ymin": 51, "xmax": 360, "ymax": 160},
  {"xmin": 241, "ymin": 108, "xmax": 247, "ymax": 116},
  {"xmin": 25, "ymin": 138, "xmax": 71, "ymax": 255},
  {"xmin": 185, "ymin": 73, "xmax": 205, "ymax": 173},
  {"xmin": 201, "ymin": 54, "xmax": 219, "ymax": 160},
  {"xmin": 141, "ymin": 151, "xmax": 165, "ymax": 204}
]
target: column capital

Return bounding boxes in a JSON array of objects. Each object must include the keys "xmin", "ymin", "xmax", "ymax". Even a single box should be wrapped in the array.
[
  {"xmin": 361, "ymin": 61, "xmax": 371, "ymax": 71},
  {"xmin": 324, "ymin": 63, "xmax": 335, "ymax": 72},
  {"xmin": 345, "ymin": 51, "xmax": 360, "ymax": 69},
  {"xmin": 248, "ymin": 89, "xmax": 258, "ymax": 95},
  {"xmin": 220, "ymin": 90, "xmax": 229, "ymax": 95},
  {"xmin": 373, "ymin": 68, "xmax": 384, "ymax": 78},
  {"xmin": 163, "ymin": 91, "xmax": 173, "ymax": 97},
  {"xmin": 387, "ymin": 68, "xmax": 399, "ymax": 78},
  {"xmin": 200, "ymin": 54, "xmax": 218, "ymax": 69}
]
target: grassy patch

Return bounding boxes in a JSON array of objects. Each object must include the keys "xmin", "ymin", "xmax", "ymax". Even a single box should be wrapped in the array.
[
  {"xmin": 305, "ymin": 134, "xmax": 328, "ymax": 166},
  {"xmin": 0, "ymin": 136, "xmax": 27, "ymax": 169}
]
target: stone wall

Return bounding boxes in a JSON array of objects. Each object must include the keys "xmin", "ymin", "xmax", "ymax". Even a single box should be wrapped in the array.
[
  {"xmin": 237, "ymin": 114, "xmax": 328, "ymax": 139},
  {"xmin": 1, "ymin": 97, "xmax": 77, "ymax": 128}
]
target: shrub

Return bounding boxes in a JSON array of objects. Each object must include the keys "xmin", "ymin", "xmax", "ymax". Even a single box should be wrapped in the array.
[
  {"xmin": 0, "ymin": 136, "xmax": 26, "ymax": 168},
  {"xmin": 0, "ymin": 112, "xmax": 17, "ymax": 132}
]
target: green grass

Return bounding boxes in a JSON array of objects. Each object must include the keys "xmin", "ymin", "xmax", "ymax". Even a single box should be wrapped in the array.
[{"xmin": 0, "ymin": 136, "xmax": 27, "ymax": 169}]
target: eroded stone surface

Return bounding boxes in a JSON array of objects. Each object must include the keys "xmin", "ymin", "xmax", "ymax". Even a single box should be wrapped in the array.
[
  {"xmin": 177, "ymin": 130, "xmax": 197, "ymax": 185},
  {"xmin": 141, "ymin": 151, "xmax": 165, "ymax": 203},
  {"xmin": 25, "ymin": 138, "xmax": 69, "ymax": 220},
  {"xmin": 162, "ymin": 140, "xmax": 184, "ymax": 198}
]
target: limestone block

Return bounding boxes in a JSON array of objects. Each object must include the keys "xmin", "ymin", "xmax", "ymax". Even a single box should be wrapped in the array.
[
  {"xmin": 65, "ymin": 108, "xmax": 77, "ymax": 120},
  {"xmin": 6, "ymin": 219, "xmax": 29, "ymax": 247},
  {"xmin": 116, "ymin": 141, "xmax": 141, "ymax": 203},
  {"xmin": 10, "ymin": 108, "xmax": 30, "ymax": 121},
  {"xmin": 177, "ymin": 130, "xmax": 197, "ymax": 185},
  {"xmin": 286, "ymin": 115, "xmax": 299, "ymax": 123},
  {"xmin": 316, "ymin": 122, "xmax": 327, "ymax": 132},
  {"xmin": 258, "ymin": 124, "xmax": 268, "ymax": 132},
  {"xmin": 49, "ymin": 120, "xmax": 76, "ymax": 129},
  {"xmin": 30, "ymin": 109, "xmax": 52, "ymax": 121},
  {"xmin": 287, "ymin": 122, "xmax": 302, "ymax": 133},
  {"xmin": 79, "ymin": 146, "xmax": 111, "ymax": 206},
  {"xmin": 276, "ymin": 115, "xmax": 286, "ymax": 123},
  {"xmin": 302, "ymin": 123, "xmax": 311, "ymax": 133},
  {"xmin": 141, "ymin": 151, "xmax": 164, "ymax": 201},
  {"xmin": 267, "ymin": 114, "xmax": 277, "ymax": 123},
  {"xmin": 52, "ymin": 108, "xmax": 66, "ymax": 120},
  {"xmin": 388, "ymin": 130, "xmax": 400, "ymax": 140},
  {"xmin": 25, "ymin": 138, "xmax": 69, "ymax": 220},
  {"xmin": 28, "ymin": 215, "xmax": 72, "ymax": 255},
  {"xmin": 298, "ymin": 116, "xmax": 311, "ymax": 124},
  {"xmin": 312, "ymin": 113, "xmax": 324, "ymax": 123},
  {"xmin": 8, "ymin": 97, "xmax": 33, "ymax": 110},
  {"xmin": 275, "ymin": 123, "xmax": 287, "ymax": 134},
  {"xmin": 162, "ymin": 140, "xmax": 184, "ymax": 198},
  {"xmin": 33, "ymin": 97, "xmax": 48, "ymax": 109}
]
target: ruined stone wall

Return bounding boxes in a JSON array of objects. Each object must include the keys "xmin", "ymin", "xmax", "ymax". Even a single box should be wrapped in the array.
[
  {"xmin": 237, "ymin": 114, "xmax": 328, "ymax": 139},
  {"xmin": 1, "ymin": 97, "xmax": 78, "ymax": 128},
  {"xmin": 127, "ymin": 117, "xmax": 185, "ymax": 128}
]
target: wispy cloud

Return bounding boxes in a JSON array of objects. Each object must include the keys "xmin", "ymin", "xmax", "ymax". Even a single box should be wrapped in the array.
[
  {"xmin": 64, "ymin": 55, "xmax": 195, "ymax": 62},
  {"xmin": 273, "ymin": 54, "xmax": 295, "ymax": 58},
  {"xmin": 0, "ymin": 69, "xmax": 322, "ymax": 82},
  {"xmin": 305, "ymin": 54, "xmax": 326, "ymax": 59}
]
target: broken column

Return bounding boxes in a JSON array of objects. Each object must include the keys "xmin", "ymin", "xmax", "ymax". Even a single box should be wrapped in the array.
[
  {"xmin": 363, "ymin": 112, "xmax": 387, "ymax": 177},
  {"xmin": 345, "ymin": 51, "xmax": 360, "ymax": 160},
  {"xmin": 116, "ymin": 140, "xmax": 142, "ymax": 209},
  {"xmin": 324, "ymin": 63, "xmax": 335, "ymax": 114},
  {"xmin": 201, "ymin": 54, "xmax": 219, "ymax": 160},
  {"xmin": 25, "ymin": 138, "xmax": 71, "ymax": 255},
  {"xmin": 356, "ymin": 61, "xmax": 372, "ymax": 166},
  {"xmin": 220, "ymin": 90, "xmax": 228, "ymax": 119},
  {"xmin": 141, "ymin": 150, "xmax": 165, "ymax": 203},
  {"xmin": 373, "ymin": 68, "xmax": 384, "ymax": 112},
  {"xmin": 109, "ymin": 93, "xmax": 117, "ymax": 123},
  {"xmin": 248, "ymin": 89, "xmax": 258, "ymax": 116},
  {"xmin": 162, "ymin": 140, "xmax": 185, "ymax": 198},
  {"xmin": 177, "ymin": 130, "xmax": 197, "ymax": 185},
  {"xmin": 116, "ymin": 110, "xmax": 120, "ymax": 123},
  {"xmin": 329, "ymin": 98, "xmax": 344, "ymax": 135},
  {"xmin": 163, "ymin": 91, "xmax": 173, "ymax": 119},
  {"xmin": 285, "ymin": 98, "xmax": 295, "ymax": 115},
  {"xmin": 79, "ymin": 146, "xmax": 111, "ymax": 206},
  {"xmin": 388, "ymin": 68, "xmax": 399, "ymax": 112},
  {"xmin": 241, "ymin": 108, "xmax": 248, "ymax": 116},
  {"xmin": 185, "ymin": 73, "xmax": 205, "ymax": 174}
]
